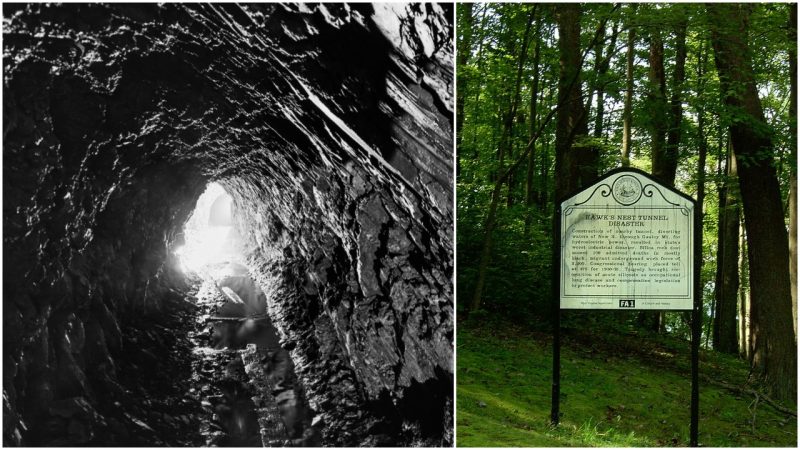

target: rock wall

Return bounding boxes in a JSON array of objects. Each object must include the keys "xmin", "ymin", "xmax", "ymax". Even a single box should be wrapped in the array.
[{"xmin": 3, "ymin": 3, "xmax": 452, "ymax": 446}]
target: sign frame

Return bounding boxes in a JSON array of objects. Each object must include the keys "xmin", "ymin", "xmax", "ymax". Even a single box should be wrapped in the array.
[
  {"xmin": 560, "ymin": 169, "xmax": 695, "ymax": 310},
  {"xmin": 550, "ymin": 168, "xmax": 701, "ymax": 446}
]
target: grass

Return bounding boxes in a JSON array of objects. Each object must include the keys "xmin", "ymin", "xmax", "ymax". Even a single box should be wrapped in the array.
[{"xmin": 456, "ymin": 320, "xmax": 797, "ymax": 447}]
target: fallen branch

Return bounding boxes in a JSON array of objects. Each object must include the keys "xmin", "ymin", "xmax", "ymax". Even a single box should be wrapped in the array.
[
  {"xmin": 700, "ymin": 374, "xmax": 797, "ymax": 417},
  {"xmin": 748, "ymin": 391, "xmax": 759, "ymax": 434}
]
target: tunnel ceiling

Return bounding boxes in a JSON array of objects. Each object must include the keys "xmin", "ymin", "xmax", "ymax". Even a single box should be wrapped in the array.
[{"xmin": 3, "ymin": 3, "xmax": 453, "ymax": 446}]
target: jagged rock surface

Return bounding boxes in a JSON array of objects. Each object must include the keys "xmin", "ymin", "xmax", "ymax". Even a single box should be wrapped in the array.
[{"xmin": 3, "ymin": 3, "xmax": 453, "ymax": 446}]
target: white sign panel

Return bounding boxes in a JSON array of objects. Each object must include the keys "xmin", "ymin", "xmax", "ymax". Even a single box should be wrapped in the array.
[{"xmin": 560, "ymin": 170, "xmax": 694, "ymax": 310}]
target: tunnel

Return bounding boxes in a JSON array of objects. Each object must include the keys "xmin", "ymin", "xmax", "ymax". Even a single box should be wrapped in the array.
[{"xmin": 3, "ymin": 3, "xmax": 453, "ymax": 446}]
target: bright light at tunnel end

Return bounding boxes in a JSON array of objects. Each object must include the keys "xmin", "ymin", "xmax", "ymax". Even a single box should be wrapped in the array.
[{"xmin": 176, "ymin": 183, "xmax": 243, "ymax": 275}]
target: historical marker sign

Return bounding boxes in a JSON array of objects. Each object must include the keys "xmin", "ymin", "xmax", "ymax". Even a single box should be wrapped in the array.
[
  {"xmin": 559, "ymin": 169, "xmax": 694, "ymax": 310},
  {"xmin": 552, "ymin": 167, "xmax": 701, "ymax": 446}
]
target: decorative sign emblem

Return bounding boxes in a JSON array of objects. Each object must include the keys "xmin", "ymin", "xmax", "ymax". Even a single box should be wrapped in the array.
[{"xmin": 612, "ymin": 174, "xmax": 642, "ymax": 205}]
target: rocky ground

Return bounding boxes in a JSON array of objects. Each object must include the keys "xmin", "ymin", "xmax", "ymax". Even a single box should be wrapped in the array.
[
  {"xmin": 38, "ymin": 267, "xmax": 315, "ymax": 447},
  {"xmin": 186, "ymin": 266, "xmax": 320, "ymax": 446}
]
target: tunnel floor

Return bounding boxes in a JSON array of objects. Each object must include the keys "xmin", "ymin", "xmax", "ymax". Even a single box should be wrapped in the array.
[
  {"xmin": 85, "ymin": 261, "xmax": 315, "ymax": 447},
  {"xmin": 187, "ymin": 276, "xmax": 272, "ymax": 447}
]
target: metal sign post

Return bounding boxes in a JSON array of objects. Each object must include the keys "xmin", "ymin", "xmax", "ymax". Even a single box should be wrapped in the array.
[
  {"xmin": 690, "ymin": 190, "xmax": 702, "ymax": 447},
  {"xmin": 551, "ymin": 168, "xmax": 700, "ymax": 446}
]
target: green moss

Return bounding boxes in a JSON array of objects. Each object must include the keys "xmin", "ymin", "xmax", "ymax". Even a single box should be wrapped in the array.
[{"xmin": 457, "ymin": 323, "xmax": 796, "ymax": 447}]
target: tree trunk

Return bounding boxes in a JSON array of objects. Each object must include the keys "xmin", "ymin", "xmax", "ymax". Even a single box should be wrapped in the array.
[
  {"xmin": 640, "ymin": 23, "xmax": 668, "ymax": 333},
  {"xmin": 696, "ymin": 42, "xmax": 711, "ymax": 348},
  {"xmin": 553, "ymin": 3, "xmax": 588, "ymax": 323},
  {"xmin": 593, "ymin": 21, "xmax": 619, "ymax": 138},
  {"xmin": 788, "ymin": 3, "xmax": 797, "ymax": 337},
  {"xmin": 648, "ymin": 13, "xmax": 687, "ymax": 333},
  {"xmin": 467, "ymin": 4, "xmax": 489, "ymax": 170},
  {"xmin": 621, "ymin": 4, "xmax": 637, "ymax": 167},
  {"xmin": 706, "ymin": 43, "xmax": 739, "ymax": 355},
  {"xmin": 591, "ymin": 23, "xmax": 606, "ymax": 138},
  {"xmin": 500, "ymin": 9, "xmax": 535, "ymax": 207},
  {"xmin": 469, "ymin": 183, "xmax": 502, "ymax": 313},
  {"xmin": 709, "ymin": 3, "xmax": 797, "ymax": 403},
  {"xmin": 739, "ymin": 218, "xmax": 752, "ymax": 361},
  {"xmin": 663, "ymin": 12, "xmax": 687, "ymax": 187},
  {"xmin": 524, "ymin": 18, "xmax": 543, "ymax": 235},
  {"xmin": 554, "ymin": 3, "xmax": 589, "ymax": 202},
  {"xmin": 713, "ymin": 147, "xmax": 740, "ymax": 354},
  {"xmin": 456, "ymin": 2, "xmax": 475, "ymax": 178},
  {"xmin": 648, "ymin": 26, "xmax": 669, "ymax": 185}
]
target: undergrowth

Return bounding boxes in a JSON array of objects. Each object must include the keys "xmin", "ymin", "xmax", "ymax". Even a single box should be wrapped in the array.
[{"xmin": 456, "ymin": 319, "xmax": 797, "ymax": 447}]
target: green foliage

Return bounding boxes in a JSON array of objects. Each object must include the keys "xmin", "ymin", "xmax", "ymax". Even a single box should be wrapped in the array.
[
  {"xmin": 457, "ymin": 2, "xmax": 795, "ymax": 348},
  {"xmin": 457, "ymin": 181, "xmax": 553, "ymax": 322}
]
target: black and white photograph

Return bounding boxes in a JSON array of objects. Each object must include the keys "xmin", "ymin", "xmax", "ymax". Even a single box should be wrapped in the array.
[{"xmin": 3, "ymin": 3, "xmax": 453, "ymax": 446}]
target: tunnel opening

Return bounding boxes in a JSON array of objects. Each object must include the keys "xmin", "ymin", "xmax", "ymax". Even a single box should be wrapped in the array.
[{"xmin": 175, "ymin": 182, "xmax": 243, "ymax": 277}]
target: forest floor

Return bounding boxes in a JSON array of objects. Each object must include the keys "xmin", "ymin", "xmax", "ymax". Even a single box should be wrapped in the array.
[{"xmin": 456, "ymin": 318, "xmax": 797, "ymax": 447}]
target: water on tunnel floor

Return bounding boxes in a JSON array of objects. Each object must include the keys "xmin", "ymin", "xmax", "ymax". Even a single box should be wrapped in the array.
[{"xmin": 186, "ymin": 262, "xmax": 319, "ymax": 446}]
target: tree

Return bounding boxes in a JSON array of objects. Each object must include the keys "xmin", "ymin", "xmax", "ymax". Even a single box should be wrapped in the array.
[
  {"xmin": 590, "ymin": 15, "xmax": 619, "ymax": 139},
  {"xmin": 524, "ymin": 15, "xmax": 543, "ymax": 235},
  {"xmin": 647, "ymin": 23, "xmax": 668, "ymax": 185},
  {"xmin": 456, "ymin": 2, "xmax": 475, "ymax": 177},
  {"xmin": 738, "ymin": 220, "xmax": 752, "ymax": 360},
  {"xmin": 708, "ymin": 3, "xmax": 797, "ymax": 402},
  {"xmin": 468, "ymin": 6, "xmax": 536, "ymax": 313},
  {"xmin": 643, "ymin": 6, "xmax": 688, "ymax": 332},
  {"xmin": 621, "ymin": 4, "xmax": 637, "ymax": 167},
  {"xmin": 663, "ymin": 9, "xmax": 687, "ymax": 187},
  {"xmin": 554, "ymin": 3, "xmax": 590, "ymax": 202},
  {"xmin": 788, "ymin": 3, "xmax": 797, "ymax": 336},
  {"xmin": 502, "ymin": 7, "xmax": 536, "ymax": 207},
  {"xmin": 713, "ymin": 145, "xmax": 740, "ymax": 354},
  {"xmin": 695, "ymin": 38, "xmax": 711, "ymax": 347}
]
